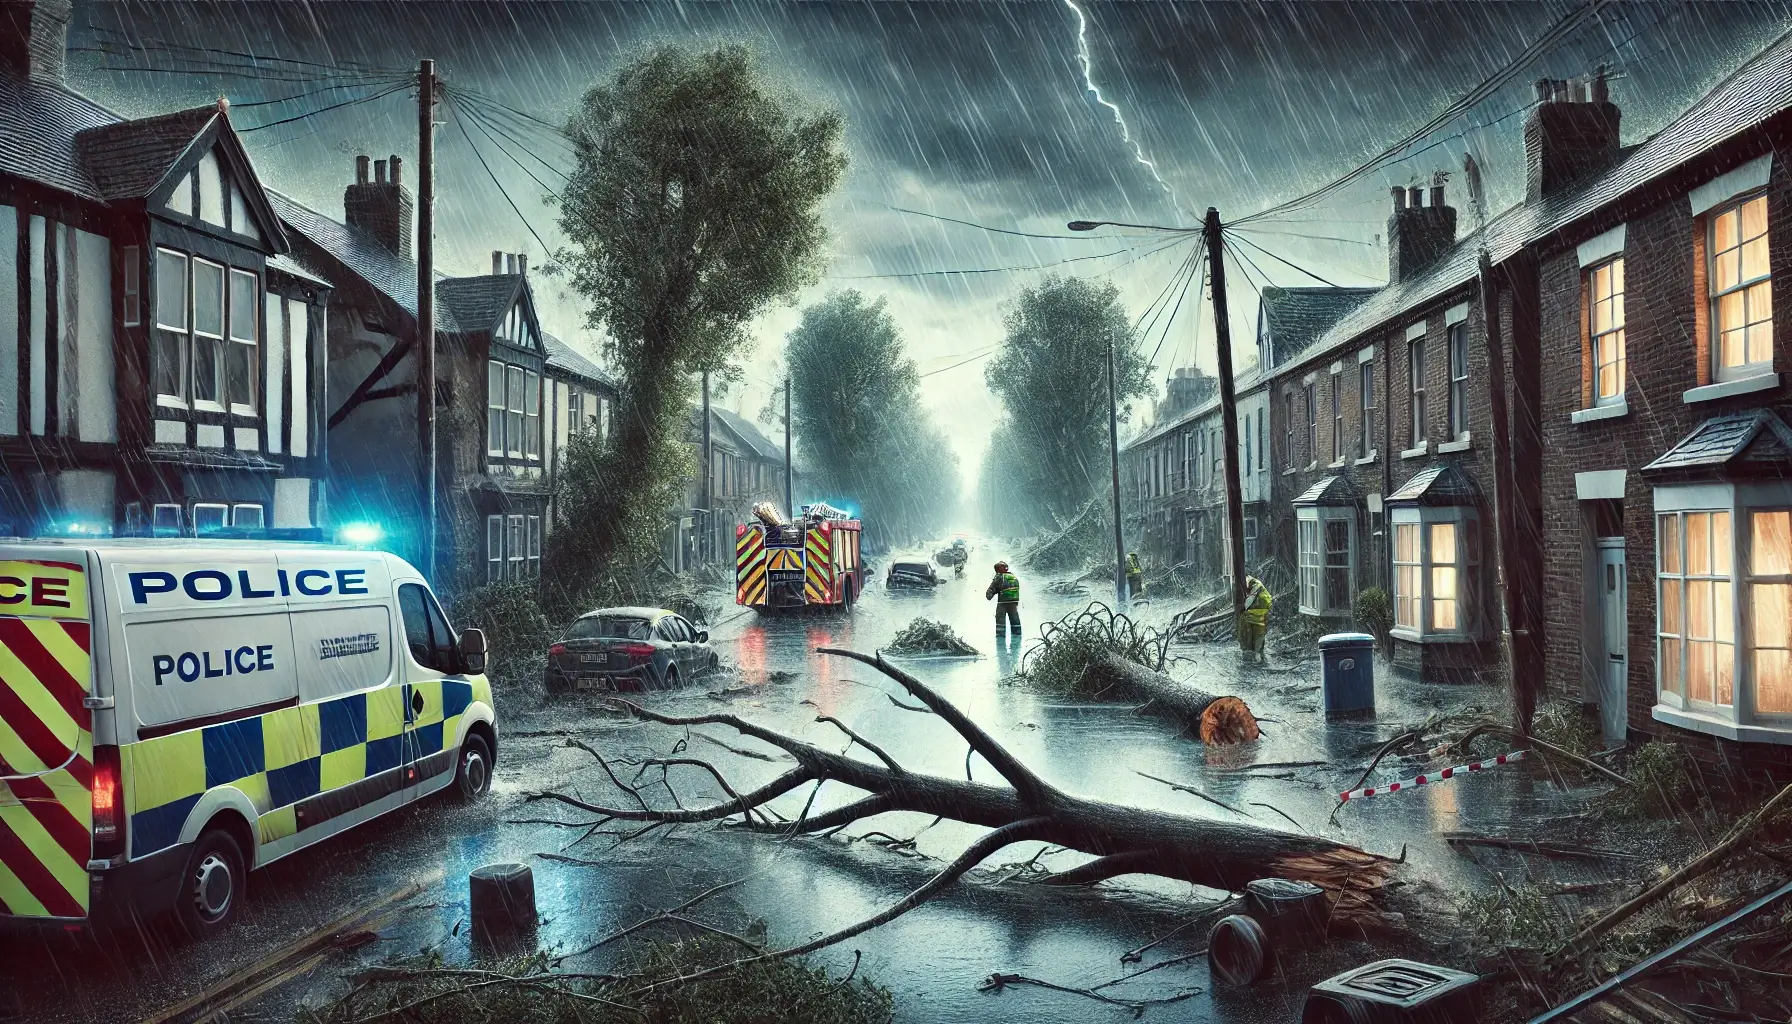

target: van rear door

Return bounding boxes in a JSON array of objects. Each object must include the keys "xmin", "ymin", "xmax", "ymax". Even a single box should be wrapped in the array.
[{"xmin": 0, "ymin": 552, "xmax": 94, "ymax": 919}]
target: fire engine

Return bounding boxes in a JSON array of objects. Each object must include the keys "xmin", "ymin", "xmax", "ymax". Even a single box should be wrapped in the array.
[{"xmin": 735, "ymin": 502, "xmax": 864, "ymax": 613}]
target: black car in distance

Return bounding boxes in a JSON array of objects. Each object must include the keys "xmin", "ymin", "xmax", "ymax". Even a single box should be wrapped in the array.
[{"xmin": 545, "ymin": 606, "xmax": 719, "ymax": 692}]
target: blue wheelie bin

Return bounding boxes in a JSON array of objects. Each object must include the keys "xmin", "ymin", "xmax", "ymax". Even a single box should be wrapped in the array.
[{"xmin": 1319, "ymin": 632, "xmax": 1376, "ymax": 716}]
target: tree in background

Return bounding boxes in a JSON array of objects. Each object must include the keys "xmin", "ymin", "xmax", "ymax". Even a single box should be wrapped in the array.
[
  {"xmin": 787, "ymin": 291, "xmax": 958, "ymax": 548},
  {"xmin": 979, "ymin": 276, "xmax": 1152, "ymax": 535},
  {"xmin": 548, "ymin": 44, "xmax": 846, "ymax": 606}
]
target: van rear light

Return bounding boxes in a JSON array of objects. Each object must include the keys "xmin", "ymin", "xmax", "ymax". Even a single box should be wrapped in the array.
[
  {"xmin": 621, "ymin": 642, "xmax": 655, "ymax": 660},
  {"xmin": 91, "ymin": 745, "xmax": 123, "ymax": 859},
  {"xmin": 549, "ymin": 643, "xmax": 566, "ymax": 656}
]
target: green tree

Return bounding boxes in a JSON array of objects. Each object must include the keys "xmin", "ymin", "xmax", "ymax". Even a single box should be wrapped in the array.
[
  {"xmin": 786, "ymin": 291, "xmax": 958, "ymax": 546},
  {"xmin": 548, "ymin": 44, "xmax": 846, "ymax": 604},
  {"xmin": 981, "ymin": 276, "xmax": 1152, "ymax": 529}
]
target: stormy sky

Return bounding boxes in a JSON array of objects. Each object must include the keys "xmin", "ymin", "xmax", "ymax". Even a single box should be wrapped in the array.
[{"xmin": 65, "ymin": 1, "xmax": 1792, "ymax": 483}]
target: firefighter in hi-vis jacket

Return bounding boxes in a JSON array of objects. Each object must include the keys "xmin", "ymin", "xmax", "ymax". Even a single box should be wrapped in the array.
[
  {"xmin": 1239, "ymin": 574, "xmax": 1273, "ymax": 662},
  {"xmin": 987, "ymin": 562, "xmax": 1021, "ymax": 641}
]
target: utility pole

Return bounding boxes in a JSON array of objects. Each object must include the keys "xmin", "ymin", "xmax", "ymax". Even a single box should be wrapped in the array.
[
  {"xmin": 416, "ymin": 59, "xmax": 437, "ymax": 581},
  {"xmin": 783, "ymin": 376, "xmax": 794, "ymax": 517},
  {"xmin": 1107, "ymin": 331, "xmax": 1126, "ymax": 607},
  {"xmin": 701, "ymin": 370, "xmax": 712, "ymax": 564},
  {"xmin": 1205, "ymin": 208, "xmax": 1248, "ymax": 634}
]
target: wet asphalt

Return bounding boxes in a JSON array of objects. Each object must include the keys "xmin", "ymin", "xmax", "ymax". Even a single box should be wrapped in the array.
[{"xmin": 0, "ymin": 541, "xmax": 1587, "ymax": 1023}]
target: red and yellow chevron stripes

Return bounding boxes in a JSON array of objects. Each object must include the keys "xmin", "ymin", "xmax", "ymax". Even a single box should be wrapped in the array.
[
  {"xmin": 735, "ymin": 527, "xmax": 767, "ymax": 606},
  {"xmin": 0, "ymin": 559, "xmax": 93, "ymax": 919},
  {"xmin": 804, "ymin": 527, "xmax": 834, "ymax": 603}
]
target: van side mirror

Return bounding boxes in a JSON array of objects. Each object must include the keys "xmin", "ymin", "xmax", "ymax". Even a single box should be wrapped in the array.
[{"xmin": 459, "ymin": 628, "xmax": 488, "ymax": 674}]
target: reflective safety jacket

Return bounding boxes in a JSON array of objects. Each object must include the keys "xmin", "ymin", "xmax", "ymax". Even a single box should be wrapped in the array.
[
  {"xmin": 1243, "ymin": 581, "xmax": 1273, "ymax": 625},
  {"xmin": 1126, "ymin": 554, "xmax": 1143, "ymax": 577},
  {"xmin": 987, "ymin": 572, "xmax": 1020, "ymax": 603}
]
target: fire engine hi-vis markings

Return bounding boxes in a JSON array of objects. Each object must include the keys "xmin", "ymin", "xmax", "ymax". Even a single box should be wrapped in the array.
[
  {"xmin": 1337, "ymin": 749, "xmax": 1527, "ymax": 803},
  {"xmin": 734, "ymin": 526, "xmax": 767, "ymax": 606},
  {"xmin": 803, "ymin": 527, "xmax": 832, "ymax": 603},
  {"xmin": 0, "ymin": 542, "xmax": 496, "ymax": 928},
  {"xmin": 734, "ymin": 513, "xmax": 863, "ymax": 611}
]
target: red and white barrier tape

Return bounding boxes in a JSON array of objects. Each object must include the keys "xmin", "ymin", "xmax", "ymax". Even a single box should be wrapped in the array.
[{"xmin": 1338, "ymin": 749, "xmax": 1527, "ymax": 802}]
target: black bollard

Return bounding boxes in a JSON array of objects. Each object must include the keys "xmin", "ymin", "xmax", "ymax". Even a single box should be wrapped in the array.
[
  {"xmin": 469, "ymin": 862, "xmax": 538, "ymax": 953},
  {"xmin": 1207, "ymin": 914, "xmax": 1270, "ymax": 986}
]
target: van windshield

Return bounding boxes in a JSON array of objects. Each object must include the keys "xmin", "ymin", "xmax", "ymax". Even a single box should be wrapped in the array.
[{"xmin": 567, "ymin": 616, "xmax": 651, "ymax": 641}]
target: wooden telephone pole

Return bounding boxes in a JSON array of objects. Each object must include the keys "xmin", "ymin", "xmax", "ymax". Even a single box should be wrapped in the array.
[
  {"xmin": 1204, "ymin": 208, "xmax": 1248, "ymax": 631},
  {"xmin": 701, "ymin": 370, "xmax": 712, "ymax": 563},
  {"xmin": 1107, "ymin": 332, "xmax": 1126, "ymax": 607},
  {"xmin": 417, "ymin": 59, "xmax": 437, "ymax": 580},
  {"xmin": 783, "ymin": 376, "xmax": 794, "ymax": 517}
]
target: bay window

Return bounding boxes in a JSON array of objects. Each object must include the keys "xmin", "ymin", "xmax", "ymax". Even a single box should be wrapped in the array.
[
  {"xmin": 1296, "ymin": 506, "xmax": 1354, "ymax": 616},
  {"xmin": 153, "ymin": 248, "xmax": 189, "ymax": 404},
  {"xmin": 487, "ymin": 361, "xmax": 506, "ymax": 456},
  {"xmin": 227, "ymin": 269, "xmax": 258, "ymax": 413},
  {"xmin": 1710, "ymin": 194, "xmax": 1771, "ymax": 383},
  {"xmin": 1390, "ymin": 506, "xmax": 1479, "ymax": 639},
  {"xmin": 152, "ymin": 249, "xmax": 260, "ymax": 412}
]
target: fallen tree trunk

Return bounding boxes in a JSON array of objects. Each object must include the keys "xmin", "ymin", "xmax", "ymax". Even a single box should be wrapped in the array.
[
  {"xmin": 526, "ymin": 648, "xmax": 1387, "ymax": 989},
  {"xmin": 1081, "ymin": 652, "xmax": 1260, "ymax": 744}
]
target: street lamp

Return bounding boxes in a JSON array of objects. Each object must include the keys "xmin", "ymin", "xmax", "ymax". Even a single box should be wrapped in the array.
[{"xmin": 1067, "ymin": 219, "xmax": 1201, "ymax": 233}]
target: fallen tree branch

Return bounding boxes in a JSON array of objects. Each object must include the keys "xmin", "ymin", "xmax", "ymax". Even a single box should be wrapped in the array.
[
  {"xmin": 978, "ymin": 971, "xmax": 1201, "ymax": 1015},
  {"xmin": 1084, "ymin": 653, "xmax": 1259, "ymax": 744},
  {"xmin": 1455, "ymin": 722, "xmax": 1634, "ymax": 789},
  {"xmin": 815, "ymin": 715, "xmax": 905, "ymax": 773}
]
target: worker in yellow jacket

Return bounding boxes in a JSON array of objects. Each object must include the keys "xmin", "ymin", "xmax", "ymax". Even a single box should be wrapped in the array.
[
  {"xmin": 1239, "ymin": 575, "xmax": 1272, "ymax": 662},
  {"xmin": 1126, "ymin": 552, "xmax": 1144, "ymax": 598}
]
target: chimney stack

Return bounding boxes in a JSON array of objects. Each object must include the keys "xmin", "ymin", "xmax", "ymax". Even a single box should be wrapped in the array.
[
  {"xmin": 1391, "ymin": 187, "xmax": 1406, "ymax": 211},
  {"xmin": 492, "ymin": 251, "xmax": 503, "ymax": 275},
  {"xmin": 504, "ymin": 254, "xmax": 516, "ymax": 274},
  {"xmin": 1388, "ymin": 173, "xmax": 1457, "ymax": 284},
  {"xmin": 1524, "ymin": 66, "xmax": 1621, "ymax": 203},
  {"xmin": 388, "ymin": 154, "xmax": 402, "ymax": 186},
  {"xmin": 516, "ymin": 254, "xmax": 527, "ymax": 277},
  {"xmin": 344, "ymin": 154, "xmax": 415, "ymax": 259},
  {"xmin": 0, "ymin": 0, "xmax": 72, "ymax": 82}
]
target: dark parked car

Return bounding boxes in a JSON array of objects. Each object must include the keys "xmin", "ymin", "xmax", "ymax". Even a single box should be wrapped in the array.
[
  {"xmin": 886, "ymin": 560, "xmax": 941, "ymax": 588},
  {"xmin": 545, "ymin": 607, "xmax": 719, "ymax": 692}
]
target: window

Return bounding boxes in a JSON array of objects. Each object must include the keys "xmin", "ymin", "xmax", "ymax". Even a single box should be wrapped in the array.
[
  {"xmin": 1658, "ymin": 510, "xmax": 1734, "ymax": 706},
  {"xmin": 1241, "ymin": 421, "xmax": 1251, "ymax": 478},
  {"xmin": 1330, "ymin": 372, "xmax": 1343, "ymax": 463},
  {"xmin": 227, "ymin": 269, "xmax": 258, "ymax": 413},
  {"xmin": 1588, "ymin": 258, "xmax": 1626, "ymax": 405},
  {"xmin": 1749, "ymin": 511, "xmax": 1792, "ymax": 714},
  {"xmin": 397, "ymin": 582, "xmax": 458, "ymax": 674},
  {"xmin": 1284, "ymin": 392, "xmax": 1295, "ymax": 469},
  {"xmin": 153, "ymin": 248, "xmax": 189, "ymax": 403},
  {"xmin": 486, "ymin": 515, "xmax": 504, "ymax": 582},
  {"xmin": 1359, "ymin": 360, "xmax": 1375, "ymax": 458},
  {"xmin": 1243, "ymin": 517, "xmax": 1259, "ymax": 565},
  {"xmin": 1409, "ymin": 337, "xmax": 1427, "ymax": 446},
  {"xmin": 1181, "ymin": 430, "xmax": 1194, "ymax": 490},
  {"xmin": 1304, "ymin": 383, "xmax": 1317, "ymax": 464},
  {"xmin": 1210, "ymin": 426, "xmax": 1220, "ymax": 481},
  {"xmin": 1447, "ymin": 322, "xmax": 1468, "ymax": 440},
  {"xmin": 123, "ymin": 246, "xmax": 140, "ymax": 326},
  {"xmin": 507, "ymin": 366, "xmax": 526, "ymax": 458},
  {"xmin": 1297, "ymin": 508, "xmax": 1354, "ymax": 615},
  {"xmin": 1710, "ymin": 195, "xmax": 1772, "ymax": 382},
  {"xmin": 1392, "ymin": 509, "xmax": 1479, "ymax": 637},
  {"xmin": 525, "ymin": 370, "xmax": 541, "ymax": 461},
  {"xmin": 191, "ymin": 258, "xmax": 225, "ymax": 407},
  {"xmin": 152, "ymin": 503, "xmax": 183, "ymax": 537},
  {"xmin": 192, "ymin": 503, "xmax": 228, "ymax": 536},
  {"xmin": 231, "ymin": 503, "xmax": 265, "ymax": 531},
  {"xmin": 487, "ymin": 361, "xmax": 505, "ymax": 456},
  {"xmin": 527, "ymin": 515, "xmax": 542, "ymax": 576},
  {"xmin": 508, "ymin": 514, "xmax": 526, "ymax": 576}
]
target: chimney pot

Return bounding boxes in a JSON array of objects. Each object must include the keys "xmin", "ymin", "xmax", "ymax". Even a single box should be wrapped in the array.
[
  {"xmin": 1391, "ymin": 186, "xmax": 1406, "ymax": 211},
  {"xmin": 493, "ymin": 251, "xmax": 504, "ymax": 275},
  {"xmin": 355, "ymin": 154, "xmax": 370, "ymax": 185},
  {"xmin": 388, "ymin": 154, "xmax": 402, "ymax": 186},
  {"xmin": 517, "ymin": 254, "xmax": 527, "ymax": 277},
  {"xmin": 505, "ymin": 254, "xmax": 516, "ymax": 274},
  {"xmin": 1430, "ymin": 183, "xmax": 1446, "ymax": 208},
  {"xmin": 1407, "ymin": 186, "xmax": 1424, "ymax": 209},
  {"xmin": 1523, "ymin": 72, "xmax": 1622, "ymax": 203},
  {"xmin": 374, "ymin": 159, "xmax": 387, "ymax": 184},
  {"xmin": 1534, "ymin": 78, "xmax": 1552, "ymax": 103}
]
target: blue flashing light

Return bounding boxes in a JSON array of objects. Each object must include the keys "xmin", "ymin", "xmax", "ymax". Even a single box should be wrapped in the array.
[
  {"xmin": 48, "ymin": 520, "xmax": 112, "ymax": 537},
  {"xmin": 338, "ymin": 522, "xmax": 384, "ymax": 547}
]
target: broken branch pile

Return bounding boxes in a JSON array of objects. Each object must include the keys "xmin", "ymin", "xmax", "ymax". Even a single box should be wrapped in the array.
[
  {"xmin": 1023, "ymin": 500, "xmax": 1107, "ymax": 573},
  {"xmin": 1021, "ymin": 602, "xmax": 1170, "ymax": 690},
  {"xmin": 884, "ymin": 618, "xmax": 979, "ymax": 657},
  {"xmin": 525, "ymin": 648, "xmax": 1391, "ymax": 982}
]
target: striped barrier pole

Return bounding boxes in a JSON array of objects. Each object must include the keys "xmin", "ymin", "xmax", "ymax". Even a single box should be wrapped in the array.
[{"xmin": 1338, "ymin": 749, "xmax": 1527, "ymax": 803}]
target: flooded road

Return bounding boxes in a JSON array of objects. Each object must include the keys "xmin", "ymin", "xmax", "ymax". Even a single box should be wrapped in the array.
[{"xmin": 1, "ymin": 545, "xmax": 1567, "ymax": 1022}]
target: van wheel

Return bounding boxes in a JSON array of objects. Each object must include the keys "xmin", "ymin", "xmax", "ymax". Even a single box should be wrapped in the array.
[
  {"xmin": 455, "ymin": 734, "xmax": 493, "ymax": 803},
  {"xmin": 174, "ymin": 827, "xmax": 245, "ymax": 939},
  {"xmin": 663, "ymin": 665, "xmax": 681, "ymax": 690}
]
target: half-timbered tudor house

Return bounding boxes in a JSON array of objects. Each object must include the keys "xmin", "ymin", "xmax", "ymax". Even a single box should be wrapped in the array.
[{"xmin": 1, "ymin": 0, "xmax": 328, "ymax": 537}]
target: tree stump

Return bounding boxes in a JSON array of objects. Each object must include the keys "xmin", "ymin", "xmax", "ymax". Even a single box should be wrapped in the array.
[
  {"xmin": 1245, "ymin": 877, "xmax": 1329, "ymax": 947},
  {"xmin": 1084, "ymin": 652, "xmax": 1259, "ymax": 744},
  {"xmin": 469, "ymin": 862, "xmax": 538, "ymax": 952}
]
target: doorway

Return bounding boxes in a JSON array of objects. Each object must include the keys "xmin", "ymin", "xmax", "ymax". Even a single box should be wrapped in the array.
[{"xmin": 1595, "ymin": 537, "xmax": 1627, "ymax": 743}]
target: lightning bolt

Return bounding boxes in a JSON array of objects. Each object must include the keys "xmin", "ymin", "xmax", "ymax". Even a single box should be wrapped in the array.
[{"xmin": 1063, "ymin": 0, "xmax": 1179, "ymax": 209}]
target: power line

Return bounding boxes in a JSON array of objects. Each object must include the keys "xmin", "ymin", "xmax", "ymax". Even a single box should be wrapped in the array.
[
  {"xmin": 1233, "ymin": 225, "xmax": 1380, "ymax": 248},
  {"xmin": 229, "ymin": 76, "xmax": 411, "ymax": 110},
  {"xmin": 83, "ymin": 29, "xmax": 402, "ymax": 77},
  {"xmin": 1144, "ymin": 245, "xmax": 1206, "ymax": 372},
  {"xmin": 878, "ymin": 203, "xmax": 1145, "ymax": 242},
  {"xmin": 918, "ymin": 348, "xmax": 998, "ymax": 378},
  {"xmin": 239, "ymin": 82, "xmax": 408, "ymax": 133},
  {"xmin": 446, "ymin": 93, "xmax": 553, "ymax": 255},
  {"xmin": 1234, "ymin": 0, "xmax": 1616, "ymax": 225},
  {"xmin": 450, "ymin": 90, "xmax": 565, "ymax": 196},
  {"xmin": 827, "ymin": 241, "xmax": 1160, "ymax": 280},
  {"xmin": 1224, "ymin": 230, "xmax": 1352, "ymax": 288},
  {"xmin": 453, "ymin": 91, "xmax": 572, "ymax": 182}
]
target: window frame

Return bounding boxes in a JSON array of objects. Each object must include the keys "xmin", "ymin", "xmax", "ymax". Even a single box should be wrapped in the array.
[
  {"xmin": 528, "ymin": 515, "xmax": 542, "ymax": 576},
  {"xmin": 524, "ymin": 369, "xmax": 542, "ymax": 462},
  {"xmin": 1295, "ymin": 505, "xmax": 1355, "ymax": 616},
  {"xmin": 1390, "ymin": 505, "xmax": 1480, "ymax": 641},
  {"xmin": 192, "ymin": 502, "xmax": 229, "ymax": 536},
  {"xmin": 1359, "ymin": 359, "xmax": 1375, "ymax": 459},
  {"xmin": 1587, "ymin": 256, "xmax": 1627, "ymax": 407},
  {"xmin": 1708, "ymin": 193, "xmax": 1773, "ymax": 384},
  {"xmin": 1304, "ymin": 383, "xmax": 1317, "ymax": 465},
  {"xmin": 1447, "ymin": 321, "xmax": 1469, "ymax": 440},
  {"xmin": 1330, "ymin": 370, "xmax": 1343, "ymax": 464},
  {"xmin": 122, "ymin": 245, "xmax": 141, "ymax": 327},
  {"xmin": 506, "ymin": 366, "xmax": 526, "ymax": 459},
  {"xmin": 507, "ymin": 514, "xmax": 526, "ymax": 577},
  {"xmin": 189, "ymin": 255, "xmax": 228, "ymax": 411},
  {"xmin": 153, "ymin": 247, "xmax": 190, "ymax": 407},
  {"xmin": 1284, "ymin": 392, "xmax": 1296, "ymax": 470},
  {"xmin": 486, "ymin": 515, "xmax": 504, "ymax": 582},
  {"xmin": 1408, "ymin": 336, "xmax": 1427, "ymax": 447},
  {"xmin": 226, "ymin": 267, "xmax": 259, "ymax": 415},
  {"xmin": 487, "ymin": 361, "xmax": 507, "ymax": 457}
]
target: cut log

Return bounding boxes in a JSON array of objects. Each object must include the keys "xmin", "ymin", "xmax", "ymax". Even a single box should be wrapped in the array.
[{"xmin": 1084, "ymin": 652, "xmax": 1260, "ymax": 744}]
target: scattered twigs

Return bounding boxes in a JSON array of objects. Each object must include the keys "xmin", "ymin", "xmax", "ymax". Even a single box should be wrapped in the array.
[
  {"xmin": 814, "ymin": 714, "xmax": 905, "ymax": 773},
  {"xmin": 1555, "ymin": 782, "xmax": 1792, "ymax": 960},
  {"xmin": 1120, "ymin": 917, "xmax": 1205, "ymax": 964},
  {"xmin": 1454, "ymin": 722, "xmax": 1634, "ymax": 788},
  {"xmin": 1442, "ymin": 833, "xmax": 1640, "ymax": 861},
  {"xmin": 1091, "ymin": 948, "xmax": 1209, "ymax": 990},
  {"xmin": 1136, "ymin": 770, "xmax": 1254, "ymax": 817},
  {"xmin": 978, "ymin": 971, "xmax": 1201, "ymax": 1017},
  {"xmin": 1341, "ymin": 730, "xmax": 1425, "ymax": 799},
  {"xmin": 887, "ymin": 694, "xmax": 931, "ymax": 713},
  {"xmin": 689, "ymin": 729, "xmax": 786, "ymax": 763},
  {"xmin": 1251, "ymin": 802, "xmax": 1311, "ymax": 833},
  {"xmin": 553, "ymin": 878, "xmax": 746, "ymax": 965}
]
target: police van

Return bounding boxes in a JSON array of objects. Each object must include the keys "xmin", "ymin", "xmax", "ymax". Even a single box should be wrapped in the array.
[{"xmin": 0, "ymin": 540, "xmax": 496, "ymax": 936}]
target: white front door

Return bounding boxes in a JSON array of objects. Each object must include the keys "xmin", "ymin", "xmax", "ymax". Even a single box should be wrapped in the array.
[{"xmin": 1596, "ymin": 540, "xmax": 1627, "ymax": 743}]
